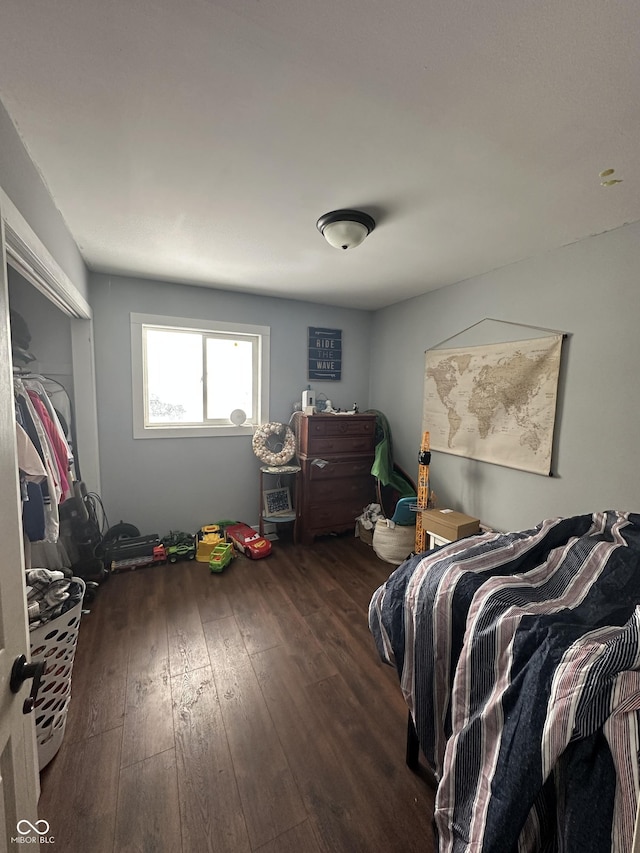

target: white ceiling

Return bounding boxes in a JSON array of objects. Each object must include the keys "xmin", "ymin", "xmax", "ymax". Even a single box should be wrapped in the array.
[{"xmin": 0, "ymin": 0, "xmax": 638, "ymax": 310}]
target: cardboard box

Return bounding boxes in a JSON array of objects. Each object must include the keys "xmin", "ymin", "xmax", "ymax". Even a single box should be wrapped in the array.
[{"xmin": 421, "ymin": 509, "xmax": 480, "ymax": 542}]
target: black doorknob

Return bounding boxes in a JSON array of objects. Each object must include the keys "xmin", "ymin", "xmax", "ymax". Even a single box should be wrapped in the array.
[{"xmin": 10, "ymin": 655, "xmax": 45, "ymax": 714}]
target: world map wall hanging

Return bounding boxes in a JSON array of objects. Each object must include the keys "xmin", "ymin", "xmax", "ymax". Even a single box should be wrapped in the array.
[{"xmin": 423, "ymin": 333, "xmax": 564, "ymax": 475}]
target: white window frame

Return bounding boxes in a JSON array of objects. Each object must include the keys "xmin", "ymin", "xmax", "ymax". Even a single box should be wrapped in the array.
[{"xmin": 131, "ymin": 312, "xmax": 270, "ymax": 439}]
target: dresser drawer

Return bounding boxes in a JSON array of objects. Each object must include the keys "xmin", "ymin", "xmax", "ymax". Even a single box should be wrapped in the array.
[
  {"xmin": 306, "ymin": 458, "xmax": 373, "ymax": 481},
  {"xmin": 298, "ymin": 414, "xmax": 376, "ymax": 456},
  {"xmin": 308, "ymin": 477, "xmax": 374, "ymax": 506},
  {"xmin": 306, "ymin": 501, "xmax": 367, "ymax": 530},
  {"xmin": 306, "ymin": 416, "xmax": 375, "ymax": 438},
  {"xmin": 306, "ymin": 435, "xmax": 374, "ymax": 456}
]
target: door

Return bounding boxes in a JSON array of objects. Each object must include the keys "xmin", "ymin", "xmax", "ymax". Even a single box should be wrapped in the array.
[{"xmin": 0, "ymin": 207, "xmax": 41, "ymax": 849}]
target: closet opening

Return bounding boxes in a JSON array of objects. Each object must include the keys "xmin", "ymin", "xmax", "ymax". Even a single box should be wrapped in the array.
[
  {"xmin": 0, "ymin": 187, "xmax": 100, "ymax": 838},
  {"xmin": 0, "ymin": 189, "xmax": 102, "ymax": 821}
]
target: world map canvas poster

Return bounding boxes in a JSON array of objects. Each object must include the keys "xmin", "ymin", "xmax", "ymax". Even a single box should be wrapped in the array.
[{"xmin": 423, "ymin": 335, "xmax": 563, "ymax": 475}]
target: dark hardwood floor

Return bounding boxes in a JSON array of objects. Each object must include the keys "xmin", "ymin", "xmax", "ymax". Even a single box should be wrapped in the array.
[{"xmin": 38, "ymin": 534, "xmax": 435, "ymax": 852}]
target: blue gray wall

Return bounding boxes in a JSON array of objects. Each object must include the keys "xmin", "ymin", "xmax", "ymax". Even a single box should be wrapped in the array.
[
  {"xmin": 369, "ymin": 219, "xmax": 640, "ymax": 533},
  {"xmin": 90, "ymin": 272, "xmax": 373, "ymax": 535},
  {"xmin": 0, "ymin": 100, "xmax": 88, "ymax": 299}
]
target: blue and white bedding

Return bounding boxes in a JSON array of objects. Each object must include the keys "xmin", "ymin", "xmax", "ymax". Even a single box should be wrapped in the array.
[{"xmin": 368, "ymin": 511, "xmax": 640, "ymax": 852}]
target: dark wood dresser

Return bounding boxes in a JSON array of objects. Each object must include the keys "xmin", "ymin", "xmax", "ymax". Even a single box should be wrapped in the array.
[{"xmin": 296, "ymin": 413, "xmax": 377, "ymax": 545}]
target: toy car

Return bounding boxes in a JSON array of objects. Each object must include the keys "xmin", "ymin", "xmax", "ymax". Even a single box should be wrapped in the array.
[
  {"xmin": 167, "ymin": 542, "xmax": 196, "ymax": 563},
  {"xmin": 111, "ymin": 543, "xmax": 167, "ymax": 573},
  {"xmin": 209, "ymin": 542, "xmax": 234, "ymax": 573},
  {"xmin": 162, "ymin": 531, "xmax": 197, "ymax": 563},
  {"xmin": 225, "ymin": 523, "xmax": 272, "ymax": 559}
]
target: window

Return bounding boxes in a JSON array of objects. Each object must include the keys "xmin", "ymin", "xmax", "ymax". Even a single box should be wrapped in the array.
[{"xmin": 131, "ymin": 313, "xmax": 270, "ymax": 438}]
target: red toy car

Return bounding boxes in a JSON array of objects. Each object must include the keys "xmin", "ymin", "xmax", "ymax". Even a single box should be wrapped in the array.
[{"xmin": 225, "ymin": 523, "xmax": 272, "ymax": 559}]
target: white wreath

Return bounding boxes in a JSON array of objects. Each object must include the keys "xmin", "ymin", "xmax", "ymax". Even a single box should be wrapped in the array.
[{"xmin": 252, "ymin": 422, "xmax": 296, "ymax": 466}]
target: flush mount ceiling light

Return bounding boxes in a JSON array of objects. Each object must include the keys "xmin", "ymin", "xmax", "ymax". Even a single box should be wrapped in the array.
[{"xmin": 316, "ymin": 209, "xmax": 376, "ymax": 250}]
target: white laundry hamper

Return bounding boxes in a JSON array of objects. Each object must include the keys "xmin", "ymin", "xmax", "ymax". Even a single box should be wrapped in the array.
[{"xmin": 29, "ymin": 577, "xmax": 85, "ymax": 770}]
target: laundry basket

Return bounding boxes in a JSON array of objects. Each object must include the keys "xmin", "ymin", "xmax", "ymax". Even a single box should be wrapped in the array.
[
  {"xmin": 372, "ymin": 519, "xmax": 415, "ymax": 565},
  {"xmin": 29, "ymin": 577, "xmax": 85, "ymax": 770}
]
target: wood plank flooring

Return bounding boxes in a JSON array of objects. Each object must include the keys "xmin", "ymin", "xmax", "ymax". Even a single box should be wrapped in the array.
[{"xmin": 38, "ymin": 534, "xmax": 435, "ymax": 852}]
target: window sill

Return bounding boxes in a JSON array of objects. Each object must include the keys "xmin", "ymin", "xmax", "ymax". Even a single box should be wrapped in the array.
[{"xmin": 133, "ymin": 424, "xmax": 255, "ymax": 440}]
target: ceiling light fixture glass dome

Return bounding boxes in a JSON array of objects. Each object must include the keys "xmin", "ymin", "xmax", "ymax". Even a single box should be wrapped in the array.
[{"xmin": 316, "ymin": 209, "xmax": 376, "ymax": 250}]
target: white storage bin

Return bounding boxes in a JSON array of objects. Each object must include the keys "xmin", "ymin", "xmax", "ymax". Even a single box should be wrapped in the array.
[{"xmin": 29, "ymin": 577, "xmax": 85, "ymax": 770}]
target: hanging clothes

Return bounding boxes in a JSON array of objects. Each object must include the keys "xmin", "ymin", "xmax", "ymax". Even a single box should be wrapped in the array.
[
  {"xmin": 16, "ymin": 421, "xmax": 47, "ymax": 483},
  {"xmin": 14, "ymin": 376, "xmax": 76, "ymax": 543},
  {"xmin": 15, "ymin": 384, "xmax": 57, "ymax": 541},
  {"xmin": 26, "ymin": 391, "xmax": 71, "ymax": 500},
  {"xmin": 16, "ymin": 421, "xmax": 48, "ymax": 541},
  {"xmin": 22, "ymin": 378, "xmax": 74, "ymax": 479}
]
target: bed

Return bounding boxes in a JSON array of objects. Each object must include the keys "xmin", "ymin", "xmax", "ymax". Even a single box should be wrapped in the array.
[{"xmin": 368, "ymin": 510, "xmax": 640, "ymax": 852}]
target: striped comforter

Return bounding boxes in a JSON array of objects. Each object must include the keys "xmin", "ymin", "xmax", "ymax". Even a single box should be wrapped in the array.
[{"xmin": 368, "ymin": 511, "xmax": 640, "ymax": 852}]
